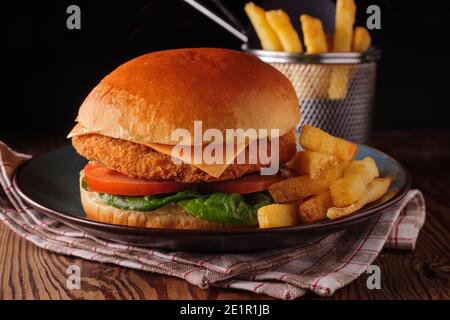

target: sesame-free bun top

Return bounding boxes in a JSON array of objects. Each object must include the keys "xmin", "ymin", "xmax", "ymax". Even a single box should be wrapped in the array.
[{"xmin": 76, "ymin": 48, "xmax": 300, "ymax": 145}]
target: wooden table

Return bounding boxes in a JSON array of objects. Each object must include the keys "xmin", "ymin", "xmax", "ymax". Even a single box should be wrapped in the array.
[{"xmin": 1, "ymin": 131, "xmax": 449, "ymax": 299}]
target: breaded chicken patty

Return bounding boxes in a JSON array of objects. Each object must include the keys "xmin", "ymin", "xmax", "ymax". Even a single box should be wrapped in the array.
[{"xmin": 72, "ymin": 132, "xmax": 296, "ymax": 182}]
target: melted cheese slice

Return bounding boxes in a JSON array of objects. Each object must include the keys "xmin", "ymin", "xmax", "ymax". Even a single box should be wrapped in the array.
[{"xmin": 68, "ymin": 124, "xmax": 251, "ymax": 178}]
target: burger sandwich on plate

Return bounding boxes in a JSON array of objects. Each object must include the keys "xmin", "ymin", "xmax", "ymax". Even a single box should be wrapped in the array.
[{"xmin": 69, "ymin": 48, "xmax": 300, "ymax": 229}]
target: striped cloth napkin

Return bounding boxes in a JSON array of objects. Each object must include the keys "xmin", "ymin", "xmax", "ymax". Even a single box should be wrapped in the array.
[{"xmin": 0, "ymin": 141, "xmax": 426, "ymax": 299}]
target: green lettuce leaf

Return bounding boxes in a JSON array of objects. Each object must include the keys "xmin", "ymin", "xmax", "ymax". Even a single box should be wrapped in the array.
[
  {"xmin": 98, "ymin": 189, "xmax": 199, "ymax": 211},
  {"xmin": 178, "ymin": 192, "xmax": 272, "ymax": 226}
]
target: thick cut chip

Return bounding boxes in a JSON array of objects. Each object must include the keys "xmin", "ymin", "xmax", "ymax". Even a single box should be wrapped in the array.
[
  {"xmin": 299, "ymin": 125, "xmax": 357, "ymax": 161},
  {"xmin": 269, "ymin": 161, "xmax": 346, "ymax": 203},
  {"xmin": 299, "ymin": 190, "xmax": 334, "ymax": 223},
  {"xmin": 245, "ymin": 2, "xmax": 283, "ymax": 51},
  {"xmin": 352, "ymin": 26, "xmax": 372, "ymax": 52},
  {"xmin": 266, "ymin": 9, "xmax": 303, "ymax": 53},
  {"xmin": 300, "ymin": 15, "xmax": 328, "ymax": 54},
  {"xmin": 258, "ymin": 203, "xmax": 299, "ymax": 228},
  {"xmin": 327, "ymin": 177, "xmax": 391, "ymax": 219}
]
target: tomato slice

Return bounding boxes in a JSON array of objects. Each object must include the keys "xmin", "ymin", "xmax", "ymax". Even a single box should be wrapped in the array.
[
  {"xmin": 198, "ymin": 174, "xmax": 283, "ymax": 195},
  {"xmin": 84, "ymin": 162, "xmax": 283, "ymax": 196},
  {"xmin": 84, "ymin": 162, "xmax": 192, "ymax": 196}
]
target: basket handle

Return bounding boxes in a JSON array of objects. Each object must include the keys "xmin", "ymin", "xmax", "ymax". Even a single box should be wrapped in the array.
[{"xmin": 182, "ymin": 0, "xmax": 248, "ymax": 43}]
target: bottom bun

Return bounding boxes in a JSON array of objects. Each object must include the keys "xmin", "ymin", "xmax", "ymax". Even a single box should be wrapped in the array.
[{"xmin": 80, "ymin": 187, "xmax": 242, "ymax": 229}]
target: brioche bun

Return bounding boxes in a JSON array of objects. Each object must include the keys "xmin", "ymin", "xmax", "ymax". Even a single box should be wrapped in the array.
[{"xmin": 76, "ymin": 48, "xmax": 300, "ymax": 145}]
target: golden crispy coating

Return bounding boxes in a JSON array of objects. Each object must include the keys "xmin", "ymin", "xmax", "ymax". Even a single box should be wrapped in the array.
[{"xmin": 72, "ymin": 132, "xmax": 296, "ymax": 183}]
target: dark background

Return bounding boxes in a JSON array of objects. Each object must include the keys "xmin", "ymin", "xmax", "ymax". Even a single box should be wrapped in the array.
[{"xmin": 2, "ymin": 0, "xmax": 450, "ymax": 136}]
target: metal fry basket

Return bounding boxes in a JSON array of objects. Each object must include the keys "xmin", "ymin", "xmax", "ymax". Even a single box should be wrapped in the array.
[
  {"xmin": 243, "ymin": 46, "xmax": 382, "ymax": 143},
  {"xmin": 182, "ymin": 0, "xmax": 382, "ymax": 143}
]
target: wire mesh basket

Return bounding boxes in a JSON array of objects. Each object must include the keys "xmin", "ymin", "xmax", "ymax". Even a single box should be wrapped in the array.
[
  {"xmin": 243, "ymin": 46, "xmax": 382, "ymax": 143},
  {"xmin": 181, "ymin": 0, "xmax": 381, "ymax": 143}
]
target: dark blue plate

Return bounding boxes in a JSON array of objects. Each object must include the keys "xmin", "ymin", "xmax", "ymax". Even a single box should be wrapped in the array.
[{"xmin": 13, "ymin": 144, "xmax": 411, "ymax": 252}]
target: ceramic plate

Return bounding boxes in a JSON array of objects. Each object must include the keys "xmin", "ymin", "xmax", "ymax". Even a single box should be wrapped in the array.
[{"xmin": 13, "ymin": 144, "xmax": 411, "ymax": 252}]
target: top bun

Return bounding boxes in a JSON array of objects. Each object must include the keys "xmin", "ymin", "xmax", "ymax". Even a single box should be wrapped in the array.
[{"xmin": 76, "ymin": 48, "xmax": 300, "ymax": 145}]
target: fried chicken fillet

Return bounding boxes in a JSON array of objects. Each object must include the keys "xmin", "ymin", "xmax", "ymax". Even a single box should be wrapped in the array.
[{"xmin": 72, "ymin": 131, "xmax": 296, "ymax": 183}]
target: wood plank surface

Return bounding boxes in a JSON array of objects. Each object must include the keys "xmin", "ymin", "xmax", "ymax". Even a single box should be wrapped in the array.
[{"xmin": 0, "ymin": 131, "xmax": 449, "ymax": 300}]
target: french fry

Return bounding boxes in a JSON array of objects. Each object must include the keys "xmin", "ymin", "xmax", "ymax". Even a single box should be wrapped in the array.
[
  {"xmin": 333, "ymin": 0, "xmax": 356, "ymax": 52},
  {"xmin": 327, "ymin": 177, "xmax": 392, "ymax": 220},
  {"xmin": 266, "ymin": 10, "xmax": 303, "ymax": 53},
  {"xmin": 330, "ymin": 157, "xmax": 380, "ymax": 207},
  {"xmin": 258, "ymin": 203, "xmax": 299, "ymax": 228},
  {"xmin": 344, "ymin": 157, "xmax": 379, "ymax": 183},
  {"xmin": 352, "ymin": 26, "xmax": 372, "ymax": 52},
  {"xmin": 269, "ymin": 175, "xmax": 329, "ymax": 203},
  {"xmin": 327, "ymin": 65, "xmax": 352, "ymax": 100},
  {"xmin": 290, "ymin": 150, "xmax": 339, "ymax": 179},
  {"xmin": 299, "ymin": 125, "xmax": 357, "ymax": 161},
  {"xmin": 299, "ymin": 190, "xmax": 334, "ymax": 223},
  {"xmin": 244, "ymin": 2, "xmax": 283, "ymax": 51},
  {"xmin": 300, "ymin": 15, "xmax": 328, "ymax": 54},
  {"xmin": 269, "ymin": 161, "xmax": 347, "ymax": 203},
  {"xmin": 328, "ymin": 0, "xmax": 356, "ymax": 99},
  {"xmin": 329, "ymin": 174, "xmax": 367, "ymax": 207},
  {"xmin": 295, "ymin": 64, "xmax": 331, "ymax": 100}
]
